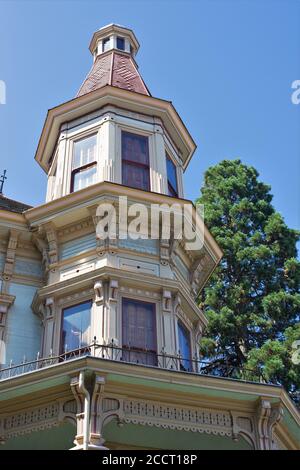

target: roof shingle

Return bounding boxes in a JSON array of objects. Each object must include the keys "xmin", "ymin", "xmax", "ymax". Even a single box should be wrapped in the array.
[
  {"xmin": 77, "ymin": 51, "xmax": 150, "ymax": 97},
  {"xmin": 0, "ymin": 194, "xmax": 32, "ymax": 214}
]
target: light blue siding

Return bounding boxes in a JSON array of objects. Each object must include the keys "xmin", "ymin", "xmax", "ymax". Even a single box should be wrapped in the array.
[
  {"xmin": 14, "ymin": 258, "xmax": 43, "ymax": 278},
  {"xmin": 5, "ymin": 283, "xmax": 42, "ymax": 366},
  {"xmin": 59, "ymin": 233, "xmax": 96, "ymax": 260},
  {"xmin": 119, "ymin": 237, "xmax": 158, "ymax": 255}
]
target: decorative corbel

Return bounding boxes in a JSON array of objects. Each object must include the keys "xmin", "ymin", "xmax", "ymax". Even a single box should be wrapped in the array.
[
  {"xmin": 173, "ymin": 292, "xmax": 182, "ymax": 317},
  {"xmin": 2, "ymin": 229, "xmax": 20, "ymax": 285},
  {"xmin": 162, "ymin": 289, "xmax": 172, "ymax": 312},
  {"xmin": 0, "ymin": 418, "xmax": 5, "ymax": 445},
  {"xmin": 190, "ymin": 252, "xmax": 208, "ymax": 297},
  {"xmin": 32, "ymin": 233, "xmax": 50, "ymax": 273},
  {"xmin": 94, "ymin": 280, "xmax": 104, "ymax": 305},
  {"xmin": 90, "ymin": 375, "xmax": 107, "ymax": 449},
  {"xmin": 255, "ymin": 399, "xmax": 284, "ymax": 450},
  {"xmin": 230, "ymin": 411, "xmax": 256, "ymax": 448},
  {"xmin": 45, "ymin": 297, "xmax": 55, "ymax": 320},
  {"xmin": 70, "ymin": 372, "xmax": 108, "ymax": 451},
  {"xmin": 0, "ymin": 293, "xmax": 15, "ymax": 331},
  {"xmin": 109, "ymin": 279, "xmax": 118, "ymax": 302},
  {"xmin": 43, "ymin": 223, "xmax": 58, "ymax": 267}
]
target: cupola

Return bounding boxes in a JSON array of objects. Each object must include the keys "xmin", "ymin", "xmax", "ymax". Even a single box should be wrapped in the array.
[{"xmin": 77, "ymin": 24, "xmax": 150, "ymax": 97}]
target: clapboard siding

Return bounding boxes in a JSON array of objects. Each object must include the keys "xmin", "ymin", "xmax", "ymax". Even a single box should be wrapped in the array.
[
  {"xmin": 119, "ymin": 237, "xmax": 158, "ymax": 255},
  {"xmin": 5, "ymin": 283, "xmax": 42, "ymax": 366},
  {"xmin": 59, "ymin": 233, "xmax": 96, "ymax": 260}
]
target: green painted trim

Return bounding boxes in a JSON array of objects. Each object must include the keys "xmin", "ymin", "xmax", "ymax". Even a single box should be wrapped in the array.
[
  {"xmin": 0, "ymin": 375, "xmax": 69, "ymax": 401},
  {"xmin": 107, "ymin": 373, "xmax": 263, "ymax": 402}
]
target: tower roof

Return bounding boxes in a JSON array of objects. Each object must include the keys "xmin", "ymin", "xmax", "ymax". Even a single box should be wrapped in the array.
[{"xmin": 77, "ymin": 24, "xmax": 150, "ymax": 97}]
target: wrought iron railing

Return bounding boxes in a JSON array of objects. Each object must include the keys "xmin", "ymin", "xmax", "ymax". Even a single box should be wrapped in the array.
[{"xmin": 0, "ymin": 339, "xmax": 270, "ymax": 384}]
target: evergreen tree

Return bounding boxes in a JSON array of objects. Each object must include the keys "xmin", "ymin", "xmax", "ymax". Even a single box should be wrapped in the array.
[{"xmin": 196, "ymin": 159, "xmax": 300, "ymax": 399}]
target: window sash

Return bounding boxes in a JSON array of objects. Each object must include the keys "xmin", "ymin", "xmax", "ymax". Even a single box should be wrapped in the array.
[
  {"xmin": 166, "ymin": 156, "xmax": 178, "ymax": 197},
  {"xmin": 177, "ymin": 321, "xmax": 192, "ymax": 371},
  {"xmin": 122, "ymin": 131, "xmax": 150, "ymax": 190},
  {"xmin": 61, "ymin": 300, "xmax": 92, "ymax": 353},
  {"xmin": 117, "ymin": 37, "xmax": 125, "ymax": 50},
  {"xmin": 102, "ymin": 37, "xmax": 110, "ymax": 52},
  {"xmin": 72, "ymin": 135, "xmax": 97, "ymax": 170},
  {"xmin": 71, "ymin": 163, "xmax": 97, "ymax": 192},
  {"xmin": 122, "ymin": 298, "xmax": 156, "ymax": 350}
]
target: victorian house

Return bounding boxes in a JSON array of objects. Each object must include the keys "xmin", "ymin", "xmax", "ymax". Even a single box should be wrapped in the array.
[{"xmin": 0, "ymin": 24, "xmax": 299, "ymax": 450}]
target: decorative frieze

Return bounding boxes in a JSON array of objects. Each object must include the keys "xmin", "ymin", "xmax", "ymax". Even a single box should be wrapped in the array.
[
  {"xmin": 122, "ymin": 399, "xmax": 232, "ymax": 437},
  {"xmin": 2, "ymin": 402, "xmax": 60, "ymax": 439},
  {"xmin": 119, "ymin": 286, "xmax": 160, "ymax": 300},
  {"xmin": 57, "ymin": 218, "xmax": 94, "ymax": 239}
]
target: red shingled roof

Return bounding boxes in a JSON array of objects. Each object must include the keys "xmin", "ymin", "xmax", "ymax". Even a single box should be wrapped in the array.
[{"xmin": 77, "ymin": 51, "xmax": 150, "ymax": 97}]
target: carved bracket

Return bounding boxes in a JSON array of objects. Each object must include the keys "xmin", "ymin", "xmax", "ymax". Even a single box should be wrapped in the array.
[{"xmin": 255, "ymin": 399, "xmax": 284, "ymax": 450}]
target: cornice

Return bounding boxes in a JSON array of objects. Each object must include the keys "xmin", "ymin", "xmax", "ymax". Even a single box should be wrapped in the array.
[{"xmin": 35, "ymin": 85, "xmax": 196, "ymax": 173}]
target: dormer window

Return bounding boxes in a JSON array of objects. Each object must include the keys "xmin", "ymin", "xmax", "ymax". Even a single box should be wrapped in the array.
[
  {"xmin": 122, "ymin": 131, "xmax": 150, "ymax": 191},
  {"xmin": 71, "ymin": 134, "xmax": 97, "ymax": 192},
  {"xmin": 102, "ymin": 37, "xmax": 110, "ymax": 52},
  {"xmin": 166, "ymin": 155, "xmax": 178, "ymax": 197},
  {"xmin": 117, "ymin": 37, "xmax": 125, "ymax": 51}
]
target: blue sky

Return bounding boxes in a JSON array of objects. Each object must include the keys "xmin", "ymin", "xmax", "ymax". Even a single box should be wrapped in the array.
[{"xmin": 0, "ymin": 0, "xmax": 299, "ymax": 232}]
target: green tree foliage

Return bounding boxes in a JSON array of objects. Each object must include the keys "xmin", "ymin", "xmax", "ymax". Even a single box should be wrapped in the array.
[{"xmin": 196, "ymin": 159, "xmax": 300, "ymax": 400}]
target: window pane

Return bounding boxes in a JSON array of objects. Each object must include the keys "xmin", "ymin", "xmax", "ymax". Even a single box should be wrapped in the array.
[
  {"xmin": 103, "ymin": 37, "xmax": 110, "ymax": 52},
  {"xmin": 122, "ymin": 298, "xmax": 156, "ymax": 365},
  {"xmin": 122, "ymin": 162, "xmax": 150, "ymax": 190},
  {"xmin": 117, "ymin": 37, "xmax": 125, "ymax": 50},
  {"xmin": 167, "ymin": 156, "xmax": 178, "ymax": 196},
  {"xmin": 73, "ymin": 135, "xmax": 97, "ymax": 170},
  {"xmin": 122, "ymin": 132, "xmax": 149, "ymax": 165},
  {"xmin": 61, "ymin": 301, "xmax": 92, "ymax": 353},
  {"xmin": 73, "ymin": 165, "xmax": 97, "ymax": 192},
  {"xmin": 178, "ymin": 321, "xmax": 192, "ymax": 371}
]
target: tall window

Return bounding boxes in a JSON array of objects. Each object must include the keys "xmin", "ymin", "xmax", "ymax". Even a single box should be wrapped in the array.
[
  {"xmin": 122, "ymin": 131, "xmax": 150, "ymax": 191},
  {"xmin": 117, "ymin": 37, "xmax": 125, "ymax": 50},
  {"xmin": 177, "ymin": 321, "xmax": 192, "ymax": 371},
  {"xmin": 61, "ymin": 301, "xmax": 92, "ymax": 353},
  {"xmin": 166, "ymin": 155, "xmax": 178, "ymax": 197},
  {"xmin": 71, "ymin": 135, "xmax": 97, "ymax": 192},
  {"xmin": 122, "ymin": 298, "xmax": 157, "ymax": 365}
]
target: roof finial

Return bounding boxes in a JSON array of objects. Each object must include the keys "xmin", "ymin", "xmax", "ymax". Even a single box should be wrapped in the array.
[{"xmin": 0, "ymin": 169, "xmax": 7, "ymax": 194}]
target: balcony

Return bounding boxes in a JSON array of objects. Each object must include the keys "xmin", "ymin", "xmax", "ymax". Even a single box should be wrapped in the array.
[{"xmin": 0, "ymin": 338, "xmax": 269, "ymax": 384}]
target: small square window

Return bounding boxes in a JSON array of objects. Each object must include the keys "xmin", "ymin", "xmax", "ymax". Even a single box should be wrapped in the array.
[
  {"xmin": 102, "ymin": 37, "xmax": 110, "ymax": 52},
  {"xmin": 117, "ymin": 37, "xmax": 125, "ymax": 51}
]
